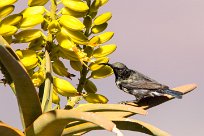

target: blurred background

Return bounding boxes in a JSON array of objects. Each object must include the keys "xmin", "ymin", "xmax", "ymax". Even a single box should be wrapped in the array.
[{"xmin": 0, "ymin": 0, "xmax": 203, "ymax": 135}]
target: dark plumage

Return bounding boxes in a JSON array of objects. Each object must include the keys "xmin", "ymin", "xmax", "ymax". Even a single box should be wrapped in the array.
[{"xmin": 101, "ymin": 62, "xmax": 183, "ymax": 103}]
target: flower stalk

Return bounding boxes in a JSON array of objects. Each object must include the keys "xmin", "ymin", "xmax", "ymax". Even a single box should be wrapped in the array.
[{"xmin": 41, "ymin": 0, "xmax": 57, "ymax": 112}]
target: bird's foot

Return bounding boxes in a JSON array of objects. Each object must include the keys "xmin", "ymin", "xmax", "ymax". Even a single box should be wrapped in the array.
[
  {"xmin": 118, "ymin": 101, "xmax": 128, "ymax": 104},
  {"xmin": 118, "ymin": 100, "xmax": 140, "ymax": 105}
]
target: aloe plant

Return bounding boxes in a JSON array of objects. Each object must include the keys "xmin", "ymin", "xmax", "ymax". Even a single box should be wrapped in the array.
[{"xmin": 0, "ymin": 0, "xmax": 197, "ymax": 135}]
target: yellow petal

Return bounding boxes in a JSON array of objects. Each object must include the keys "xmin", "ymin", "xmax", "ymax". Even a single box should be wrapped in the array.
[
  {"xmin": 94, "ymin": 12, "xmax": 112, "ymax": 25},
  {"xmin": 48, "ymin": 20, "xmax": 61, "ymax": 34},
  {"xmin": 100, "ymin": 0, "xmax": 109, "ymax": 6},
  {"xmin": 88, "ymin": 36, "xmax": 100, "ymax": 47},
  {"xmin": 31, "ymin": 71, "xmax": 44, "ymax": 87},
  {"xmin": 20, "ymin": 14, "xmax": 44, "ymax": 29},
  {"xmin": 14, "ymin": 29, "xmax": 43, "ymax": 43},
  {"xmin": 58, "ymin": 49, "xmax": 79, "ymax": 61},
  {"xmin": 84, "ymin": 93, "xmax": 108, "ymax": 104},
  {"xmin": 0, "ymin": 25, "xmax": 17, "ymax": 36},
  {"xmin": 15, "ymin": 50, "xmax": 23, "ymax": 59},
  {"xmin": 89, "ymin": 57, "xmax": 109, "ymax": 71},
  {"xmin": 21, "ymin": 6, "xmax": 45, "ymax": 17},
  {"xmin": 28, "ymin": 0, "xmax": 49, "ymax": 6},
  {"xmin": 93, "ymin": 44, "xmax": 116, "ymax": 58},
  {"xmin": 52, "ymin": 88, "xmax": 60, "ymax": 104},
  {"xmin": 1, "ymin": 14, "xmax": 23, "ymax": 26},
  {"xmin": 62, "ymin": 0, "xmax": 89, "ymax": 12},
  {"xmin": 56, "ymin": 31, "xmax": 75, "ymax": 50},
  {"xmin": 53, "ymin": 77, "xmax": 78, "ymax": 96},
  {"xmin": 91, "ymin": 65, "xmax": 113, "ymax": 79},
  {"xmin": 0, "ymin": 5, "xmax": 14, "ymax": 19},
  {"xmin": 98, "ymin": 31, "xmax": 114, "ymax": 44},
  {"xmin": 61, "ymin": 7, "xmax": 87, "ymax": 18},
  {"xmin": 21, "ymin": 57, "xmax": 38, "ymax": 70},
  {"xmin": 61, "ymin": 27, "xmax": 88, "ymax": 45},
  {"xmin": 19, "ymin": 49, "xmax": 38, "ymax": 70},
  {"xmin": 0, "ymin": 0, "xmax": 17, "ymax": 8},
  {"xmin": 59, "ymin": 15, "xmax": 85, "ymax": 31},
  {"xmin": 91, "ymin": 23, "xmax": 108, "ymax": 34}
]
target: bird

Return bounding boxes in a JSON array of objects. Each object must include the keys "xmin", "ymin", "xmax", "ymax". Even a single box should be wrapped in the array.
[{"xmin": 100, "ymin": 62, "xmax": 183, "ymax": 104}]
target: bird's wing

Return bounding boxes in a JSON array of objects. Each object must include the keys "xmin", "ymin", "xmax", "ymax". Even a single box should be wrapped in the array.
[
  {"xmin": 131, "ymin": 70, "xmax": 159, "ymax": 83},
  {"xmin": 121, "ymin": 80, "xmax": 165, "ymax": 90}
]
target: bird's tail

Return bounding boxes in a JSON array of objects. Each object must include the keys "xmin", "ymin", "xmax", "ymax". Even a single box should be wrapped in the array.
[{"xmin": 163, "ymin": 89, "xmax": 183, "ymax": 99}]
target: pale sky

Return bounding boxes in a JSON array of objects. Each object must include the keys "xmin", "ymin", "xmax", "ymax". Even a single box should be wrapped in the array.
[{"xmin": 0, "ymin": 0, "xmax": 203, "ymax": 136}]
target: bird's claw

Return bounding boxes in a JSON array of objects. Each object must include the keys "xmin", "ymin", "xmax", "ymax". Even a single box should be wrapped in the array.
[
  {"xmin": 118, "ymin": 99, "xmax": 141, "ymax": 105},
  {"xmin": 118, "ymin": 101, "xmax": 128, "ymax": 104}
]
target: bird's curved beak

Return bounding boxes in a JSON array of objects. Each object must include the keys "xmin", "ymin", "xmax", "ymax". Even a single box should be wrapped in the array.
[{"xmin": 99, "ymin": 63, "xmax": 113, "ymax": 68}]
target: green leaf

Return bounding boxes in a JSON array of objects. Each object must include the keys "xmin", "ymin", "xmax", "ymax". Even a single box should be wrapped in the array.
[
  {"xmin": 64, "ymin": 84, "xmax": 197, "ymax": 136},
  {"xmin": 0, "ymin": 36, "xmax": 42, "ymax": 129},
  {"xmin": 70, "ymin": 61, "xmax": 82, "ymax": 71},
  {"xmin": 62, "ymin": 122, "xmax": 98, "ymax": 136},
  {"xmin": 0, "ymin": 121, "xmax": 24, "ymax": 136},
  {"xmin": 75, "ymin": 104, "xmax": 147, "ymax": 115},
  {"xmin": 84, "ymin": 79, "xmax": 97, "ymax": 93},
  {"xmin": 113, "ymin": 118, "xmax": 170, "ymax": 136},
  {"xmin": 63, "ymin": 118, "xmax": 170, "ymax": 136},
  {"xmin": 25, "ymin": 109, "xmax": 121, "ymax": 136}
]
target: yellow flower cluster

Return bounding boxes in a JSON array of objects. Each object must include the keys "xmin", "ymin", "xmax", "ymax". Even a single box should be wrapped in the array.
[{"xmin": 0, "ymin": 0, "xmax": 115, "ymax": 104}]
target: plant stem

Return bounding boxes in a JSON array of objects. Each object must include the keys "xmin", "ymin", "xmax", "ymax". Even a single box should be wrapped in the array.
[
  {"xmin": 65, "ymin": 15, "xmax": 92, "ymax": 109},
  {"xmin": 41, "ymin": 50, "xmax": 53, "ymax": 112},
  {"xmin": 77, "ymin": 65, "xmax": 88, "ymax": 93},
  {"xmin": 65, "ymin": 62, "xmax": 89, "ymax": 109},
  {"xmin": 41, "ymin": 0, "xmax": 57, "ymax": 112},
  {"xmin": 86, "ymin": 0, "xmax": 91, "ymax": 6}
]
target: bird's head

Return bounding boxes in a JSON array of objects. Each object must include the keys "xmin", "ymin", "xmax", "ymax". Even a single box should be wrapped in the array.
[{"xmin": 100, "ymin": 62, "xmax": 129, "ymax": 78}]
